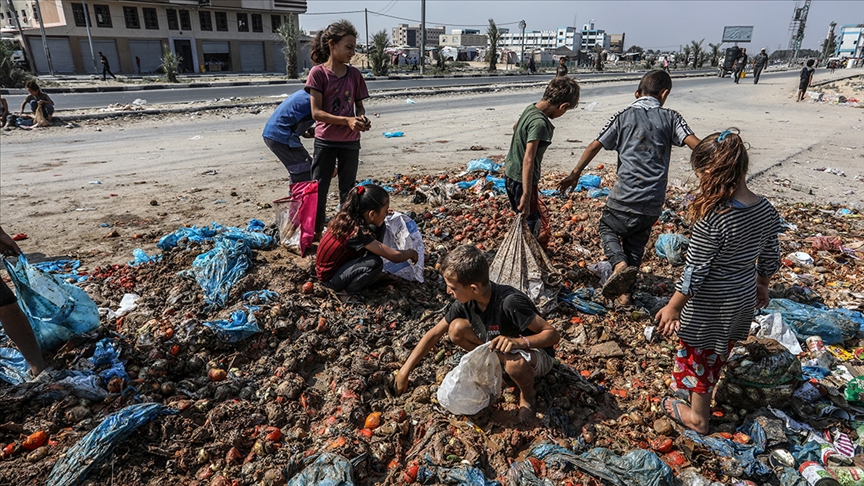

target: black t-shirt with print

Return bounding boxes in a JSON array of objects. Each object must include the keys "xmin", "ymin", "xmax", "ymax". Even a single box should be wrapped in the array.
[{"xmin": 444, "ymin": 283, "xmax": 553, "ymax": 356}]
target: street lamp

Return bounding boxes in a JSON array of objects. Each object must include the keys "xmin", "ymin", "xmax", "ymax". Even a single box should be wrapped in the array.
[{"xmin": 519, "ymin": 20, "xmax": 526, "ymax": 68}]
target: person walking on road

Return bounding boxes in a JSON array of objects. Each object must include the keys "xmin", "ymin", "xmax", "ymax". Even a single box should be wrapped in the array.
[
  {"xmin": 732, "ymin": 48, "xmax": 747, "ymax": 84},
  {"xmin": 752, "ymin": 48, "xmax": 769, "ymax": 84},
  {"xmin": 556, "ymin": 57, "xmax": 568, "ymax": 77},
  {"xmin": 99, "ymin": 52, "xmax": 116, "ymax": 81}
]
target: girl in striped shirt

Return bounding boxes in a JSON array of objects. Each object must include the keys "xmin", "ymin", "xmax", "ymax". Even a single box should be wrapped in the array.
[{"xmin": 656, "ymin": 129, "xmax": 781, "ymax": 434}]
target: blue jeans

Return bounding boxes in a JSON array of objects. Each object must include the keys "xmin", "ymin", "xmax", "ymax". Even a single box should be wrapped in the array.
[{"xmin": 30, "ymin": 100, "xmax": 54, "ymax": 117}]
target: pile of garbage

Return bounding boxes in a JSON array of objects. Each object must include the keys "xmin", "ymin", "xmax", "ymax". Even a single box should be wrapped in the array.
[{"xmin": 0, "ymin": 162, "xmax": 862, "ymax": 485}]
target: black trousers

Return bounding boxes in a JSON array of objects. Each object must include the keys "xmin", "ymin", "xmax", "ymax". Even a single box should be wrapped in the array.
[
  {"xmin": 598, "ymin": 206, "xmax": 658, "ymax": 268},
  {"xmin": 322, "ymin": 254, "xmax": 383, "ymax": 293},
  {"xmin": 311, "ymin": 139, "xmax": 360, "ymax": 233},
  {"xmin": 102, "ymin": 66, "xmax": 116, "ymax": 80}
]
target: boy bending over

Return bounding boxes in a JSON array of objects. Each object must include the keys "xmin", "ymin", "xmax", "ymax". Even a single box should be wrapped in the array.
[
  {"xmin": 396, "ymin": 245, "xmax": 560, "ymax": 421},
  {"xmin": 558, "ymin": 70, "xmax": 700, "ymax": 306}
]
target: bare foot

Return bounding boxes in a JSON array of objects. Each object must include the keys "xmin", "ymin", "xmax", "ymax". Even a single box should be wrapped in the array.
[
  {"xmin": 518, "ymin": 395, "xmax": 537, "ymax": 423},
  {"xmin": 614, "ymin": 294, "xmax": 632, "ymax": 307}
]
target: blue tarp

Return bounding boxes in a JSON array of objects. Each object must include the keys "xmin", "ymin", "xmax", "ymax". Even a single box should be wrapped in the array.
[
  {"xmin": 466, "ymin": 158, "xmax": 501, "ymax": 173},
  {"xmin": 242, "ymin": 290, "xmax": 279, "ymax": 303},
  {"xmin": 528, "ymin": 443, "xmax": 675, "ymax": 486},
  {"xmin": 32, "ymin": 259, "xmax": 88, "ymax": 283},
  {"xmin": 202, "ymin": 309, "xmax": 260, "ymax": 342},
  {"xmin": 287, "ymin": 452, "xmax": 355, "ymax": 486},
  {"xmin": 762, "ymin": 299, "xmax": 860, "ymax": 344},
  {"xmin": 192, "ymin": 238, "xmax": 253, "ymax": 309},
  {"xmin": 0, "ymin": 348, "xmax": 29, "ymax": 385},
  {"xmin": 655, "ymin": 233, "xmax": 690, "ymax": 266}
]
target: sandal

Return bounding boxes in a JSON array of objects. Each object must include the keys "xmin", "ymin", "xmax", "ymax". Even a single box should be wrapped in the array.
[
  {"xmin": 662, "ymin": 396, "xmax": 687, "ymax": 426},
  {"xmin": 601, "ymin": 266, "xmax": 639, "ymax": 299}
]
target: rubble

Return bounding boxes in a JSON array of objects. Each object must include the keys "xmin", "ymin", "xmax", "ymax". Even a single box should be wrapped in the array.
[{"xmin": 0, "ymin": 165, "xmax": 861, "ymax": 485}]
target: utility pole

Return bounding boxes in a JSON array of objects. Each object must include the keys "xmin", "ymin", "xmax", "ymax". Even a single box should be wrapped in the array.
[
  {"xmin": 32, "ymin": 0, "xmax": 54, "ymax": 75},
  {"xmin": 5, "ymin": 0, "xmax": 32, "ymax": 72},
  {"xmin": 82, "ymin": 0, "xmax": 97, "ymax": 72},
  {"xmin": 364, "ymin": 8, "xmax": 369, "ymax": 70},
  {"xmin": 519, "ymin": 20, "xmax": 526, "ymax": 69},
  {"xmin": 419, "ymin": 0, "xmax": 425, "ymax": 75}
]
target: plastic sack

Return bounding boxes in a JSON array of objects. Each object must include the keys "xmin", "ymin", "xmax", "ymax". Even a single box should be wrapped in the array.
[
  {"xmin": 785, "ymin": 251, "xmax": 814, "ymax": 267},
  {"xmin": 437, "ymin": 342, "xmax": 503, "ymax": 416},
  {"xmin": 438, "ymin": 465, "xmax": 501, "ymax": 486},
  {"xmin": 219, "ymin": 224, "xmax": 274, "ymax": 249},
  {"xmin": 588, "ymin": 261, "xmax": 613, "ymax": 286},
  {"xmin": 381, "ymin": 212, "xmax": 425, "ymax": 282},
  {"xmin": 90, "ymin": 338, "xmax": 127, "ymax": 382},
  {"xmin": 157, "ymin": 224, "xmax": 219, "ymax": 250},
  {"xmin": 32, "ymin": 259, "xmax": 88, "ymax": 283},
  {"xmin": 47, "ymin": 403, "xmax": 168, "ymax": 486},
  {"xmin": 56, "ymin": 371, "xmax": 109, "ymax": 401},
  {"xmin": 466, "ymin": 158, "xmax": 502, "ymax": 173},
  {"xmin": 203, "ymin": 309, "xmax": 260, "ymax": 343},
  {"xmin": 655, "ymin": 233, "xmax": 690, "ymax": 266},
  {"xmin": 287, "ymin": 452, "xmax": 355, "ymax": 486},
  {"xmin": 762, "ymin": 299, "xmax": 859, "ymax": 345},
  {"xmin": 274, "ymin": 180, "xmax": 319, "ymax": 256},
  {"xmin": 588, "ymin": 187, "xmax": 610, "ymax": 198},
  {"xmin": 754, "ymin": 313, "xmax": 803, "ymax": 355},
  {"xmin": 191, "ymin": 238, "xmax": 252, "ymax": 309},
  {"xmin": 489, "ymin": 218, "xmax": 561, "ymax": 314},
  {"xmin": 506, "ymin": 460, "xmax": 554, "ymax": 486},
  {"xmin": 0, "ymin": 348, "xmax": 30, "ymax": 385},
  {"xmin": 573, "ymin": 174, "xmax": 601, "ymax": 192},
  {"xmin": 681, "ymin": 429, "xmax": 771, "ymax": 477},
  {"xmin": 715, "ymin": 337, "xmax": 802, "ymax": 410},
  {"xmin": 529, "ymin": 443, "xmax": 675, "ymax": 486},
  {"xmin": 3, "ymin": 254, "xmax": 100, "ymax": 352}
]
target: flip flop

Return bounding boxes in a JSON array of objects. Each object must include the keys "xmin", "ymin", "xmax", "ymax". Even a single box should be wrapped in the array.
[
  {"xmin": 601, "ymin": 266, "xmax": 639, "ymax": 299},
  {"xmin": 662, "ymin": 396, "xmax": 687, "ymax": 426}
]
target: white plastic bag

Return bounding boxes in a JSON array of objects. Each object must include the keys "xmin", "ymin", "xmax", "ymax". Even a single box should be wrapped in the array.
[
  {"xmin": 755, "ymin": 313, "xmax": 804, "ymax": 355},
  {"xmin": 436, "ymin": 342, "xmax": 502, "ymax": 415},
  {"xmin": 382, "ymin": 212, "xmax": 425, "ymax": 282}
]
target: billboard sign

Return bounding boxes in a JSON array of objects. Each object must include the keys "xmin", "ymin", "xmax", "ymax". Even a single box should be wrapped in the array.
[{"xmin": 722, "ymin": 26, "xmax": 754, "ymax": 43}]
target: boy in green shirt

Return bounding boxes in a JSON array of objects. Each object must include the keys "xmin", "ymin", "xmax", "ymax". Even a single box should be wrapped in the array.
[{"xmin": 504, "ymin": 77, "xmax": 580, "ymax": 238}]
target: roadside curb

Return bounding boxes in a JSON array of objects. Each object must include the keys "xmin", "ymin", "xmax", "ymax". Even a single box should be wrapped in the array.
[{"xmin": 810, "ymin": 72, "xmax": 863, "ymax": 88}]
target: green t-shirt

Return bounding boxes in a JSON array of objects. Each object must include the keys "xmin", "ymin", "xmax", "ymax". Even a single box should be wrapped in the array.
[{"xmin": 504, "ymin": 104, "xmax": 554, "ymax": 185}]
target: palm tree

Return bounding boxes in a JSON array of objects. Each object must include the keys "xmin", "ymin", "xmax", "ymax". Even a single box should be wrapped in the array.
[
  {"xmin": 690, "ymin": 39, "xmax": 705, "ymax": 68},
  {"xmin": 275, "ymin": 14, "xmax": 300, "ymax": 78},
  {"xmin": 682, "ymin": 45, "xmax": 692, "ymax": 67},
  {"xmin": 369, "ymin": 30, "xmax": 390, "ymax": 76},
  {"xmin": 486, "ymin": 18, "xmax": 501, "ymax": 72},
  {"xmin": 708, "ymin": 42, "xmax": 722, "ymax": 67}
]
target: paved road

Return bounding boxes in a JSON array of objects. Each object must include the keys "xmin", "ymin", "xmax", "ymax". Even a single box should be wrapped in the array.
[{"xmin": 5, "ymin": 69, "xmax": 719, "ymax": 111}]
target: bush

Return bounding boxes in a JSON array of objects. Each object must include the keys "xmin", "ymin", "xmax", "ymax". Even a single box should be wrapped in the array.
[
  {"xmin": 160, "ymin": 46, "xmax": 181, "ymax": 83},
  {"xmin": 0, "ymin": 41, "xmax": 31, "ymax": 88}
]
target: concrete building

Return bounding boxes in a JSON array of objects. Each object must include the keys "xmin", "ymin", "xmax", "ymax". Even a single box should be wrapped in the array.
[
  {"xmin": 835, "ymin": 24, "xmax": 864, "ymax": 59},
  {"xmin": 498, "ymin": 26, "xmax": 578, "ymax": 51},
  {"xmin": 0, "ymin": 0, "xmax": 308, "ymax": 75},
  {"xmin": 438, "ymin": 29, "xmax": 486, "ymax": 47},
  {"xmin": 608, "ymin": 33, "xmax": 625, "ymax": 54},
  {"xmin": 391, "ymin": 23, "xmax": 445, "ymax": 47},
  {"xmin": 579, "ymin": 20, "xmax": 609, "ymax": 52}
]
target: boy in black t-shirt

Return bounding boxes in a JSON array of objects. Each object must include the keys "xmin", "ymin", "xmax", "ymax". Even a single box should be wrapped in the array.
[
  {"xmin": 797, "ymin": 59, "xmax": 815, "ymax": 102},
  {"xmin": 395, "ymin": 245, "xmax": 560, "ymax": 421}
]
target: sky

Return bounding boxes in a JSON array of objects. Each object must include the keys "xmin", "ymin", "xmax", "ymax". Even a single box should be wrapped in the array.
[{"xmin": 300, "ymin": 0, "xmax": 862, "ymax": 52}]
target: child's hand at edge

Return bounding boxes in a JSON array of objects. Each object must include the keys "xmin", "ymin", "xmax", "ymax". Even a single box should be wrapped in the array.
[
  {"xmin": 655, "ymin": 304, "xmax": 681, "ymax": 338},
  {"xmin": 404, "ymin": 249, "xmax": 419, "ymax": 263},
  {"xmin": 518, "ymin": 192, "xmax": 532, "ymax": 217},
  {"xmin": 755, "ymin": 283, "xmax": 770, "ymax": 309}
]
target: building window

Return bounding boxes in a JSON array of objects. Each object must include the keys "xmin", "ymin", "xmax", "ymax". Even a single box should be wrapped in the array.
[
  {"xmin": 123, "ymin": 6, "xmax": 139, "ymax": 29},
  {"xmin": 166, "ymin": 9, "xmax": 178, "ymax": 30},
  {"xmin": 236, "ymin": 13, "xmax": 248, "ymax": 32},
  {"xmin": 94, "ymin": 5, "xmax": 111, "ymax": 28},
  {"xmin": 143, "ymin": 7, "xmax": 158, "ymax": 29},
  {"xmin": 215, "ymin": 11, "xmax": 227, "ymax": 31},
  {"xmin": 71, "ymin": 3, "xmax": 88, "ymax": 27},
  {"xmin": 271, "ymin": 15, "xmax": 281, "ymax": 32},
  {"xmin": 179, "ymin": 10, "xmax": 191, "ymax": 30},
  {"xmin": 199, "ymin": 11, "xmax": 211, "ymax": 31},
  {"xmin": 251, "ymin": 13, "xmax": 262, "ymax": 32}
]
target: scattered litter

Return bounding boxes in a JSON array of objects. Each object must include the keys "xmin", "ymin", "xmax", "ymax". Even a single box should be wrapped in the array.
[{"xmin": 382, "ymin": 131, "xmax": 404, "ymax": 138}]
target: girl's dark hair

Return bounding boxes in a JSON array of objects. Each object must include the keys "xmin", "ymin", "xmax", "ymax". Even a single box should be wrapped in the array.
[
  {"xmin": 327, "ymin": 184, "xmax": 389, "ymax": 241},
  {"xmin": 688, "ymin": 129, "xmax": 749, "ymax": 222},
  {"xmin": 25, "ymin": 80, "xmax": 41, "ymax": 93},
  {"xmin": 310, "ymin": 20, "xmax": 358, "ymax": 64}
]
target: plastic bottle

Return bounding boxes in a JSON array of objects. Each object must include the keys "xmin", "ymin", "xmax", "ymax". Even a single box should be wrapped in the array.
[{"xmin": 800, "ymin": 461, "xmax": 841, "ymax": 486}]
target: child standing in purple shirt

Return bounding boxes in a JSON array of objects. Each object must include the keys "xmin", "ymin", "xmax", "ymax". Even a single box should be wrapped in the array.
[{"xmin": 305, "ymin": 20, "xmax": 371, "ymax": 235}]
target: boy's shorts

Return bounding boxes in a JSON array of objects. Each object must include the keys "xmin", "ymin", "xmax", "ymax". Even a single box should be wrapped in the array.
[
  {"xmin": 0, "ymin": 279, "xmax": 17, "ymax": 307},
  {"xmin": 672, "ymin": 340, "xmax": 735, "ymax": 395},
  {"xmin": 530, "ymin": 349, "xmax": 555, "ymax": 377}
]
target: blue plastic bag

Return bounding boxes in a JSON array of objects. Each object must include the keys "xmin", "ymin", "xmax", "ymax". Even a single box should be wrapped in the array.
[
  {"xmin": 762, "ymin": 299, "xmax": 859, "ymax": 344},
  {"xmin": 47, "ymin": 404, "xmax": 169, "ymax": 486},
  {"xmin": 287, "ymin": 452, "xmax": 355, "ymax": 486},
  {"xmin": 382, "ymin": 131, "xmax": 404, "ymax": 138},
  {"xmin": 246, "ymin": 219, "xmax": 266, "ymax": 232},
  {"xmin": 506, "ymin": 460, "xmax": 554, "ymax": 485},
  {"xmin": 32, "ymin": 259, "xmax": 88, "ymax": 283},
  {"xmin": 130, "ymin": 248, "xmax": 160, "ymax": 266},
  {"xmin": 681, "ymin": 429, "xmax": 771, "ymax": 477},
  {"xmin": 466, "ymin": 158, "xmax": 501, "ymax": 173},
  {"xmin": 203, "ymin": 309, "xmax": 260, "ymax": 342},
  {"xmin": 529, "ymin": 443, "xmax": 675, "ymax": 486},
  {"xmin": 3, "ymin": 254, "xmax": 100, "ymax": 352},
  {"xmin": 192, "ymin": 238, "xmax": 252, "ymax": 308},
  {"xmin": 90, "ymin": 338, "xmax": 127, "ymax": 382},
  {"xmin": 655, "ymin": 233, "xmax": 690, "ymax": 266},
  {"xmin": 242, "ymin": 290, "xmax": 279, "ymax": 304},
  {"xmin": 0, "ymin": 348, "xmax": 30, "ymax": 385},
  {"xmin": 485, "ymin": 175, "xmax": 507, "ymax": 194},
  {"xmin": 438, "ymin": 465, "xmax": 500, "ymax": 485},
  {"xmin": 558, "ymin": 291, "xmax": 607, "ymax": 315},
  {"xmin": 157, "ymin": 224, "xmax": 219, "ymax": 250},
  {"xmin": 588, "ymin": 187, "xmax": 610, "ymax": 198},
  {"xmin": 573, "ymin": 174, "xmax": 601, "ymax": 192}
]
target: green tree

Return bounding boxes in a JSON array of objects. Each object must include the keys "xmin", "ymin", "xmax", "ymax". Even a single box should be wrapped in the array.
[
  {"xmin": 486, "ymin": 18, "xmax": 501, "ymax": 72},
  {"xmin": 708, "ymin": 42, "xmax": 722, "ymax": 67},
  {"xmin": 160, "ymin": 45, "xmax": 181, "ymax": 83},
  {"xmin": 690, "ymin": 38, "xmax": 706, "ymax": 67},
  {"xmin": 368, "ymin": 29, "xmax": 390, "ymax": 76},
  {"xmin": 275, "ymin": 14, "xmax": 300, "ymax": 78},
  {"xmin": 682, "ymin": 45, "xmax": 692, "ymax": 67},
  {"xmin": 626, "ymin": 45, "xmax": 644, "ymax": 55},
  {"xmin": 0, "ymin": 40, "xmax": 31, "ymax": 88}
]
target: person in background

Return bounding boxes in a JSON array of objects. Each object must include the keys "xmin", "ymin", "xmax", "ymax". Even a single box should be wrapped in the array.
[
  {"xmin": 556, "ymin": 56, "xmax": 568, "ymax": 77},
  {"xmin": 99, "ymin": 51, "xmax": 116, "ymax": 81},
  {"xmin": 13, "ymin": 80, "xmax": 54, "ymax": 127},
  {"xmin": 657, "ymin": 130, "xmax": 780, "ymax": 434},
  {"xmin": 732, "ymin": 47, "xmax": 747, "ymax": 84},
  {"xmin": 0, "ymin": 226, "xmax": 48, "ymax": 376},
  {"xmin": 797, "ymin": 59, "xmax": 815, "ymax": 102},
  {"xmin": 752, "ymin": 48, "xmax": 769, "ymax": 84},
  {"xmin": 263, "ymin": 89, "xmax": 316, "ymax": 183},
  {"xmin": 0, "ymin": 94, "xmax": 9, "ymax": 129},
  {"xmin": 136, "ymin": 56, "xmax": 141, "ymax": 75}
]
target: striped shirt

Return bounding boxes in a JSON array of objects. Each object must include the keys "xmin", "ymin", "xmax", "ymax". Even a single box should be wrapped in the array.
[{"xmin": 677, "ymin": 197, "xmax": 782, "ymax": 354}]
